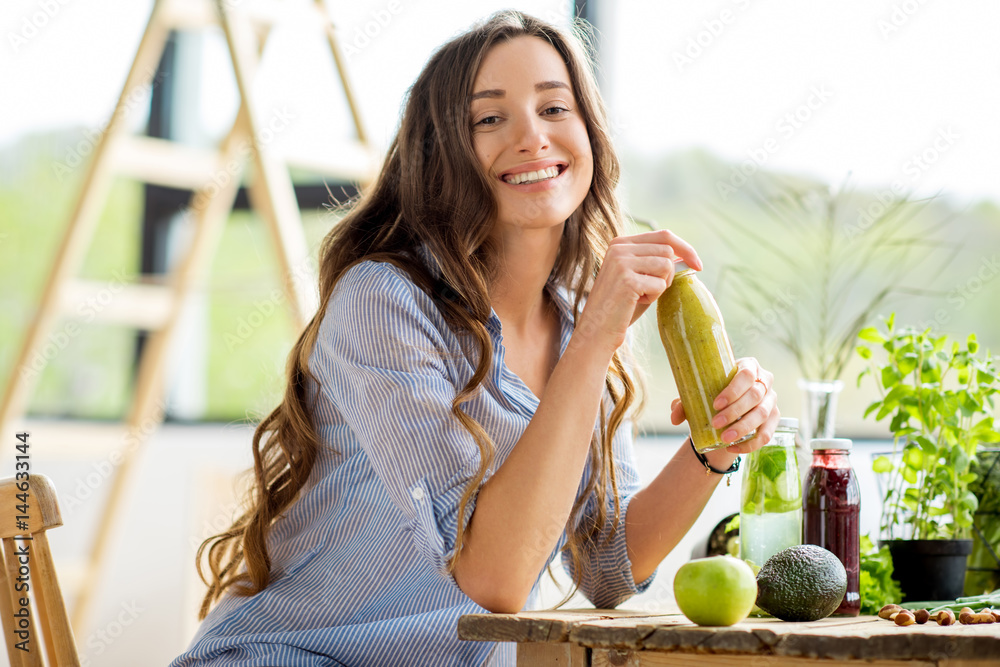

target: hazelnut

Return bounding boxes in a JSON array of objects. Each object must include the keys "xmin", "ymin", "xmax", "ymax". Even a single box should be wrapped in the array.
[
  {"xmin": 895, "ymin": 611, "xmax": 916, "ymax": 626},
  {"xmin": 914, "ymin": 609, "xmax": 930, "ymax": 624}
]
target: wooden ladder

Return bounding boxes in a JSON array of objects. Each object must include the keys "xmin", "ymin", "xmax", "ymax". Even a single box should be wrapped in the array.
[{"xmin": 0, "ymin": 0, "xmax": 374, "ymax": 637}]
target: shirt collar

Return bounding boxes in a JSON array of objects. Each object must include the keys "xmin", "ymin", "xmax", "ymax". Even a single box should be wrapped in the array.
[{"xmin": 413, "ymin": 243, "xmax": 576, "ymax": 343}]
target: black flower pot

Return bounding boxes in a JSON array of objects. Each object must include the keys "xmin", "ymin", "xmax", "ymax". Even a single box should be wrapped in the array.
[{"xmin": 881, "ymin": 539, "xmax": 973, "ymax": 602}]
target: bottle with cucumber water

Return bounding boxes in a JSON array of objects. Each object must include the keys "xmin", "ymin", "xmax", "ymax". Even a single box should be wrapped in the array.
[{"xmin": 740, "ymin": 418, "xmax": 802, "ymax": 573}]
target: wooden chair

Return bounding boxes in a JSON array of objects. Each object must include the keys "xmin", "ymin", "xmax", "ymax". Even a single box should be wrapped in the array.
[{"xmin": 0, "ymin": 474, "xmax": 79, "ymax": 666}]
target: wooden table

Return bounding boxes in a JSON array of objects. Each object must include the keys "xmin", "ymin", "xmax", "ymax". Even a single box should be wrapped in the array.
[{"xmin": 458, "ymin": 609, "xmax": 1000, "ymax": 666}]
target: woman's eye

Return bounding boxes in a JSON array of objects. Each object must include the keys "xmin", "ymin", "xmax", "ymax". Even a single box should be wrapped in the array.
[
  {"xmin": 475, "ymin": 115, "xmax": 501, "ymax": 126},
  {"xmin": 543, "ymin": 106, "xmax": 569, "ymax": 116}
]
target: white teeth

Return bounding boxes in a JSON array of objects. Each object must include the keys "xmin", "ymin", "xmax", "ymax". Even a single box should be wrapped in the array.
[{"xmin": 503, "ymin": 166, "xmax": 561, "ymax": 185}]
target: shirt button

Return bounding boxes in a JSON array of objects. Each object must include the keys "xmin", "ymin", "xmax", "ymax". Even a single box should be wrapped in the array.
[{"xmin": 411, "ymin": 487, "xmax": 425, "ymax": 501}]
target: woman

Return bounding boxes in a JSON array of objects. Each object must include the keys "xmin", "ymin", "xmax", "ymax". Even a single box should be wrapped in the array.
[{"xmin": 172, "ymin": 10, "xmax": 778, "ymax": 667}]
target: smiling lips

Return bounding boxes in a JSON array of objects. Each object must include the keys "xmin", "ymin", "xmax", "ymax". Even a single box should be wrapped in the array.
[
  {"xmin": 504, "ymin": 165, "xmax": 560, "ymax": 185},
  {"xmin": 500, "ymin": 162, "xmax": 567, "ymax": 188}
]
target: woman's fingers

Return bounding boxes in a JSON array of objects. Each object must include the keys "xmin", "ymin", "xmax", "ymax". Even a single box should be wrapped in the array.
[
  {"xmin": 725, "ymin": 404, "xmax": 781, "ymax": 454},
  {"xmin": 611, "ymin": 229, "xmax": 702, "ymax": 271},
  {"xmin": 670, "ymin": 397, "xmax": 686, "ymax": 426},
  {"xmin": 710, "ymin": 358, "xmax": 779, "ymax": 447},
  {"xmin": 712, "ymin": 362, "xmax": 765, "ymax": 422},
  {"xmin": 577, "ymin": 228, "xmax": 701, "ymax": 353}
]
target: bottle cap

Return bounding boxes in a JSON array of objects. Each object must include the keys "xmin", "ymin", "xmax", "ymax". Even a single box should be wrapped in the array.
[
  {"xmin": 673, "ymin": 259, "xmax": 695, "ymax": 273},
  {"xmin": 810, "ymin": 437, "xmax": 852, "ymax": 451},
  {"xmin": 776, "ymin": 417, "xmax": 799, "ymax": 431}
]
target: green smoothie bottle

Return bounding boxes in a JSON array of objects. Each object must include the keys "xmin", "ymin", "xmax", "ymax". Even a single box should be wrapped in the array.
[{"xmin": 656, "ymin": 262, "xmax": 754, "ymax": 452}]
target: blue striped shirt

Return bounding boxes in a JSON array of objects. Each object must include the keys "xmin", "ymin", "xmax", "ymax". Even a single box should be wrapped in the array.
[{"xmin": 171, "ymin": 256, "xmax": 654, "ymax": 667}]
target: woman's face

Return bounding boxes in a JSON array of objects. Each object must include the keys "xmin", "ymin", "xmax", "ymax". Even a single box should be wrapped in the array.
[{"xmin": 470, "ymin": 36, "xmax": 593, "ymax": 237}]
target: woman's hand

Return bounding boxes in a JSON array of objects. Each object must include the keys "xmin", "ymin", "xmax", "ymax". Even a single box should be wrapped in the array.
[
  {"xmin": 573, "ymin": 229, "xmax": 702, "ymax": 356},
  {"xmin": 670, "ymin": 358, "xmax": 780, "ymax": 454}
]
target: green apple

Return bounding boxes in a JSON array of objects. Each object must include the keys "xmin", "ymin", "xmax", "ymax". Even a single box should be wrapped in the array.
[{"xmin": 673, "ymin": 555, "xmax": 758, "ymax": 626}]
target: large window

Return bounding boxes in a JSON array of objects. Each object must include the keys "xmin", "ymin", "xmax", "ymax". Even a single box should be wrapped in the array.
[
  {"xmin": 598, "ymin": 0, "xmax": 1000, "ymax": 435},
  {"xmin": 4, "ymin": 1, "xmax": 997, "ymax": 434}
]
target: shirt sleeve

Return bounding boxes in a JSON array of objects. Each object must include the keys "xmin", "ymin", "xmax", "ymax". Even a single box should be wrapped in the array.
[
  {"xmin": 311, "ymin": 261, "xmax": 486, "ymax": 578},
  {"xmin": 561, "ymin": 419, "xmax": 656, "ymax": 609}
]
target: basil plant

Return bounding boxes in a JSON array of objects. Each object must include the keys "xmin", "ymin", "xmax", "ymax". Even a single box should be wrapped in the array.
[{"xmin": 857, "ymin": 314, "xmax": 1000, "ymax": 540}]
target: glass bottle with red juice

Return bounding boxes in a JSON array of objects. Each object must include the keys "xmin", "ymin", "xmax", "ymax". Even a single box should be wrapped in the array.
[{"xmin": 803, "ymin": 438, "xmax": 860, "ymax": 616}]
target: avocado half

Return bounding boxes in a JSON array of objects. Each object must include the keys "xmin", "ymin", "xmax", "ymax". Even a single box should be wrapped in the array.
[{"xmin": 755, "ymin": 544, "xmax": 847, "ymax": 622}]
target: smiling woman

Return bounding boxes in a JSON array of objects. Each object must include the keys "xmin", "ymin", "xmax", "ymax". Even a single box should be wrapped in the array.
[{"xmin": 171, "ymin": 10, "xmax": 779, "ymax": 667}]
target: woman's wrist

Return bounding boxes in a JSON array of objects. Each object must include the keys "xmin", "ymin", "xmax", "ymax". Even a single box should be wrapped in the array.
[
  {"xmin": 702, "ymin": 445, "xmax": 739, "ymax": 471},
  {"xmin": 564, "ymin": 326, "xmax": 618, "ymax": 370},
  {"xmin": 688, "ymin": 438, "xmax": 740, "ymax": 475}
]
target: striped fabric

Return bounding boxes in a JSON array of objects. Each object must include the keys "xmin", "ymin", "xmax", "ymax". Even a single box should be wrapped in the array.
[{"xmin": 171, "ymin": 256, "xmax": 654, "ymax": 667}]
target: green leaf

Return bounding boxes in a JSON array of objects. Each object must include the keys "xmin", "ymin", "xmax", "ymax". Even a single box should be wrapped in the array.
[
  {"xmin": 950, "ymin": 444, "xmax": 971, "ymax": 474},
  {"xmin": 872, "ymin": 456, "xmax": 894, "ymax": 473},
  {"xmin": 903, "ymin": 446, "xmax": 924, "ymax": 469},
  {"xmin": 877, "ymin": 384, "xmax": 912, "ymax": 420},
  {"xmin": 921, "ymin": 361, "xmax": 942, "ymax": 384},
  {"xmin": 857, "ymin": 345, "xmax": 872, "ymax": 360},
  {"xmin": 858, "ymin": 327, "xmax": 885, "ymax": 343},
  {"xmin": 913, "ymin": 436, "xmax": 937, "ymax": 456},
  {"xmin": 881, "ymin": 366, "xmax": 902, "ymax": 390},
  {"xmin": 961, "ymin": 491, "xmax": 980, "ymax": 512},
  {"xmin": 888, "ymin": 412, "xmax": 913, "ymax": 435},
  {"xmin": 961, "ymin": 393, "xmax": 980, "ymax": 417},
  {"xmin": 902, "ymin": 465, "xmax": 919, "ymax": 484},
  {"xmin": 897, "ymin": 352, "xmax": 918, "ymax": 376},
  {"xmin": 968, "ymin": 333, "xmax": 979, "ymax": 354}
]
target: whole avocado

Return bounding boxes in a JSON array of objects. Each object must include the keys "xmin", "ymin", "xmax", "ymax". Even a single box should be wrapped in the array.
[{"xmin": 755, "ymin": 545, "xmax": 847, "ymax": 622}]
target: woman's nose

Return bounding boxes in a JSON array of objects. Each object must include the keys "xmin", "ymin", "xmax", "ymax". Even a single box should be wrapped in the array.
[{"xmin": 513, "ymin": 114, "xmax": 549, "ymax": 154}]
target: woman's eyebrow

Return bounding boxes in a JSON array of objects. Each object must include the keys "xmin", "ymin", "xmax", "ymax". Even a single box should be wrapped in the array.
[
  {"xmin": 535, "ymin": 80, "xmax": 569, "ymax": 93},
  {"xmin": 471, "ymin": 80, "xmax": 570, "ymax": 101}
]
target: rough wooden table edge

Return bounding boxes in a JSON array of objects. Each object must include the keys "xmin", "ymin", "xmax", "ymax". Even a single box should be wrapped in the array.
[{"xmin": 458, "ymin": 610, "xmax": 1000, "ymax": 660}]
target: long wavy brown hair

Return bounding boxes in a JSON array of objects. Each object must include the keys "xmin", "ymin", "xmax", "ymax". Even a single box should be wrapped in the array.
[{"xmin": 196, "ymin": 9, "xmax": 642, "ymax": 619}]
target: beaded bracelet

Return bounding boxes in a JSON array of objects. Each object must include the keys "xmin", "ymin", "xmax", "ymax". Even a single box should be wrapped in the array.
[{"xmin": 689, "ymin": 437, "xmax": 741, "ymax": 485}]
